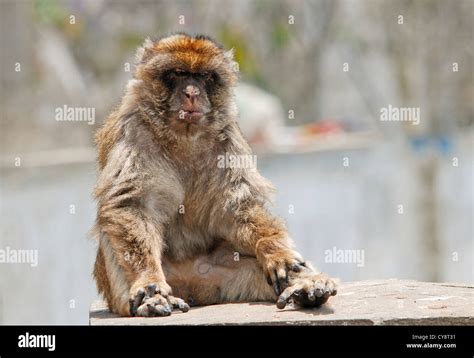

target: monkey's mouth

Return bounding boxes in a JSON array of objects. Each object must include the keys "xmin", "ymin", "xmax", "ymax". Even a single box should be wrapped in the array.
[{"xmin": 178, "ymin": 110, "xmax": 204, "ymax": 122}]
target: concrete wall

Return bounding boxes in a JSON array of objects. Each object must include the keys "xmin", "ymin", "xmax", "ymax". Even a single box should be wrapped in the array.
[{"xmin": 0, "ymin": 140, "xmax": 472, "ymax": 324}]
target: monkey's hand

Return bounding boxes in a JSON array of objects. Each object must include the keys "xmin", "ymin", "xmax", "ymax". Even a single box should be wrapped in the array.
[
  {"xmin": 257, "ymin": 242, "xmax": 308, "ymax": 296},
  {"xmin": 276, "ymin": 270, "xmax": 337, "ymax": 309},
  {"xmin": 129, "ymin": 283, "xmax": 190, "ymax": 317}
]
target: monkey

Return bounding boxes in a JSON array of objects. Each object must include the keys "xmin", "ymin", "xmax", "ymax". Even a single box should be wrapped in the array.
[{"xmin": 92, "ymin": 33, "xmax": 337, "ymax": 317}]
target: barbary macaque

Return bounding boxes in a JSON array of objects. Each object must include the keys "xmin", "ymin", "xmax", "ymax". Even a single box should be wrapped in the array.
[{"xmin": 92, "ymin": 33, "xmax": 337, "ymax": 317}]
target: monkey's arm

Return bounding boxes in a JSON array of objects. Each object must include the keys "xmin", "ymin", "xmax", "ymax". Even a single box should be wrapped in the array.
[
  {"xmin": 228, "ymin": 201, "xmax": 337, "ymax": 307},
  {"xmin": 225, "ymin": 199, "xmax": 307, "ymax": 295},
  {"xmin": 222, "ymin": 181, "xmax": 337, "ymax": 308},
  {"xmin": 94, "ymin": 143, "xmax": 188, "ymax": 316}
]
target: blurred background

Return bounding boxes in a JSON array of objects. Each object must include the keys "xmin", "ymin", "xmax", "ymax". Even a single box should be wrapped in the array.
[{"xmin": 0, "ymin": 0, "xmax": 472, "ymax": 324}]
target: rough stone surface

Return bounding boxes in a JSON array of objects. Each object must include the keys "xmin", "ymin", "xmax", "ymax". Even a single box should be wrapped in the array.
[{"xmin": 89, "ymin": 279, "xmax": 473, "ymax": 325}]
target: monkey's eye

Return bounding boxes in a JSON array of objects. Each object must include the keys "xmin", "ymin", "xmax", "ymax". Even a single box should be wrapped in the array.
[
  {"xmin": 200, "ymin": 72, "xmax": 213, "ymax": 81},
  {"xmin": 164, "ymin": 69, "xmax": 187, "ymax": 83},
  {"xmin": 173, "ymin": 69, "xmax": 187, "ymax": 76}
]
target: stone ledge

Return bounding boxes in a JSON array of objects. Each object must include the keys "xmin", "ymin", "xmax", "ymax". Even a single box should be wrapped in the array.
[{"xmin": 89, "ymin": 279, "xmax": 473, "ymax": 325}]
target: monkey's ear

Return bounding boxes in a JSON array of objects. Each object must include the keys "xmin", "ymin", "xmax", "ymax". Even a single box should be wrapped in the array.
[
  {"xmin": 224, "ymin": 48, "xmax": 239, "ymax": 74},
  {"xmin": 135, "ymin": 37, "xmax": 155, "ymax": 64}
]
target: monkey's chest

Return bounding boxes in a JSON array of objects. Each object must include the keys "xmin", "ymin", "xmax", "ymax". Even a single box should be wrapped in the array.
[{"xmin": 161, "ymin": 171, "xmax": 229, "ymax": 261}]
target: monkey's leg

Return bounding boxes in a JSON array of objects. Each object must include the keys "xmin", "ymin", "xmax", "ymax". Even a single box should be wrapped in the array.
[
  {"xmin": 163, "ymin": 242, "xmax": 276, "ymax": 306},
  {"xmin": 163, "ymin": 242, "xmax": 336, "ymax": 308},
  {"xmin": 163, "ymin": 242, "xmax": 336, "ymax": 309},
  {"xmin": 93, "ymin": 245, "xmax": 114, "ymax": 308}
]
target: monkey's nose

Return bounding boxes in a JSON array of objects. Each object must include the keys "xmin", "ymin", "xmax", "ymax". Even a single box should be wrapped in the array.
[{"xmin": 183, "ymin": 85, "xmax": 200, "ymax": 101}]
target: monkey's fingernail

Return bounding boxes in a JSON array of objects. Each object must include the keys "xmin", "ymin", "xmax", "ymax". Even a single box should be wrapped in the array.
[
  {"xmin": 148, "ymin": 304, "xmax": 171, "ymax": 317},
  {"xmin": 291, "ymin": 264, "xmax": 300, "ymax": 272},
  {"xmin": 146, "ymin": 284, "xmax": 156, "ymax": 297},
  {"xmin": 130, "ymin": 288, "xmax": 146, "ymax": 315},
  {"xmin": 315, "ymin": 288, "xmax": 324, "ymax": 298},
  {"xmin": 276, "ymin": 299, "xmax": 286, "ymax": 309},
  {"xmin": 163, "ymin": 305, "xmax": 172, "ymax": 314}
]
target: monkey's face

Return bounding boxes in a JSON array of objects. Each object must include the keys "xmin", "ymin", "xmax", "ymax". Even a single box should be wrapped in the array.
[
  {"xmin": 134, "ymin": 34, "xmax": 238, "ymax": 135},
  {"xmin": 164, "ymin": 68, "xmax": 212, "ymax": 123}
]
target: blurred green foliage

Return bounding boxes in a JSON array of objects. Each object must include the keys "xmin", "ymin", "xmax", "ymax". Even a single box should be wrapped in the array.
[
  {"xmin": 219, "ymin": 25, "xmax": 266, "ymax": 87},
  {"xmin": 34, "ymin": 0, "xmax": 66, "ymax": 27},
  {"xmin": 271, "ymin": 22, "xmax": 291, "ymax": 50},
  {"xmin": 34, "ymin": 0, "xmax": 83, "ymax": 38},
  {"xmin": 119, "ymin": 33, "xmax": 146, "ymax": 53}
]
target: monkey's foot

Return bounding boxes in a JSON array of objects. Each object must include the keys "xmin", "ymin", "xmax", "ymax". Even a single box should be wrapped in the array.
[
  {"xmin": 129, "ymin": 284, "xmax": 190, "ymax": 317},
  {"xmin": 276, "ymin": 272, "xmax": 337, "ymax": 309}
]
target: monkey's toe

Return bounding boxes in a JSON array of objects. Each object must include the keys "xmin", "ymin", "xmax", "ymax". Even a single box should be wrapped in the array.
[
  {"xmin": 277, "ymin": 273, "xmax": 337, "ymax": 309},
  {"xmin": 134, "ymin": 294, "xmax": 190, "ymax": 317},
  {"xmin": 136, "ymin": 294, "xmax": 173, "ymax": 317},
  {"xmin": 129, "ymin": 283, "xmax": 190, "ymax": 317},
  {"xmin": 167, "ymin": 295, "xmax": 190, "ymax": 313}
]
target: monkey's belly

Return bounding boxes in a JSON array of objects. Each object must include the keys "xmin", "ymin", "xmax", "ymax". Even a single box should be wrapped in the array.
[{"xmin": 163, "ymin": 223, "xmax": 218, "ymax": 262}]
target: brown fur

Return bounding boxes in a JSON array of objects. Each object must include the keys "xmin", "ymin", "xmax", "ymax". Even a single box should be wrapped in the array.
[{"xmin": 92, "ymin": 33, "xmax": 336, "ymax": 317}]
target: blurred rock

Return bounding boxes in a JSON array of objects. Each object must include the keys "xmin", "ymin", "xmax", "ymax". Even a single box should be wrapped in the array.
[{"xmin": 234, "ymin": 82, "xmax": 286, "ymax": 151}]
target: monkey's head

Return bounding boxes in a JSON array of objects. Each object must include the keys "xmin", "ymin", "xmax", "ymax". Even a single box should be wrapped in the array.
[{"xmin": 133, "ymin": 33, "xmax": 238, "ymax": 135}]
